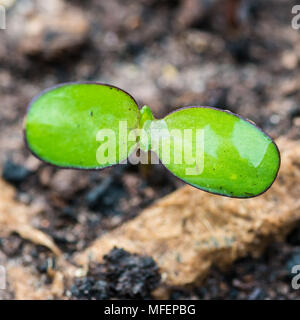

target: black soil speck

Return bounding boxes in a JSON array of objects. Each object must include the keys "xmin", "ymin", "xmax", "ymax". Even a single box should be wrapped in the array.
[
  {"xmin": 85, "ymin": 176, "xmax": 126, "ymax": 214},
  {"xmin": 2, "ymin": 159, "xmax": 32, "ymax": 185},
  {"xmin": 70, "ymin": 247, "xmax": 161, "ymax": 300}
]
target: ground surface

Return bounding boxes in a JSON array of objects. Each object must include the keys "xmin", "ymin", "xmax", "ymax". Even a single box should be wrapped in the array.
[{"xmin": 0, "ymin": 0, "xmax": 300, "ymax": 299}]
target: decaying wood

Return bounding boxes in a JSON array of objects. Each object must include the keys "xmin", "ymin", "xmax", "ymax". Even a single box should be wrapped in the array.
[
  {"xmin": 0, "ymin": 178, "xmax": 62, "ymax": 256},
  {"xmin": 7, "ymin": 266, "xmax": 54, "ymax": 300},
  {"xmin": 75, "ymin": 137, "xmax": 300, "ymax": 286}
]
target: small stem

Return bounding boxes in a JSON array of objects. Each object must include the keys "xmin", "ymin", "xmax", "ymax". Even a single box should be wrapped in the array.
[
  {"xmin": 139, "ymin": 105, "xmax": 154, "ymax": 129},
  {"xmin": 138, "ymin": 106, "xmax": 155, "ymax": 177},
  {"xmin": 139, "ymin": 105, "xmax": 155, "ymax": 152}
]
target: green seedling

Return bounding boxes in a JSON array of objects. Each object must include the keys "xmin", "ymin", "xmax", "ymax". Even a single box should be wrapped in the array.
[{"xmin": 24, "ymin": 82, "xmax": 280, "ymax": 198}]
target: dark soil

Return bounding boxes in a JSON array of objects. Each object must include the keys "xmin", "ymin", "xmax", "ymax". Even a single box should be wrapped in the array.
[
  {"xmin": 70, "ymin": 247, "xmax": 161, "ymax": 300},
  {"xmin": 0, "ymin": 0, "xmax": 300, "ymax": 299}
]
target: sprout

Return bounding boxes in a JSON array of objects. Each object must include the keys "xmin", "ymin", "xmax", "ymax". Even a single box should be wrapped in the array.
[{"xmin": 24, "ymin": 82, "xmax": 280, "ymax": 198}]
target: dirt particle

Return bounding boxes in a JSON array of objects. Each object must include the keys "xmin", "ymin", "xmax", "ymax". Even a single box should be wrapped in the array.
[
  {"xmin": 70, "ymin": 247, "xmax": 161, "ymax": 299},
  {"xmin": 2, "ymin": 159, "xmax": 31, "ymax": 185}
]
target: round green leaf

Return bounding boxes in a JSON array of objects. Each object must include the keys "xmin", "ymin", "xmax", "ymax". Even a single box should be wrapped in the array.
[
  {"xmin": 152, "ymin": 107, "xmax": 280, "ymax": 198},
  {"xmin": 25, "ymin": 83, "xmax": 139, "ymax": 169}
]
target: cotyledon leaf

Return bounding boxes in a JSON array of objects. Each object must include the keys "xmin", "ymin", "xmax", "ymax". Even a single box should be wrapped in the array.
[
  {"xmin": 150, "ymin": 107, "xmax": 280, "ymax": 198},
  {"xmin": 25, "ymin": 83, "xmax": 280, "ymax": 198},
  {"xmin": 25, "ymin": 82, "xmax": 139, "ymax": 169}
]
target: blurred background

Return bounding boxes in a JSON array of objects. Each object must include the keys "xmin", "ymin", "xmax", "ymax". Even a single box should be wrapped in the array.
[{"xmin": 0, "ymin": 0, "xmax": 300, "ymax": 300}]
